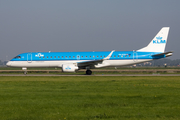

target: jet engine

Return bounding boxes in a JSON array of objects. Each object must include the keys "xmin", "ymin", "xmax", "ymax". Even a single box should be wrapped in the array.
[{"xmin": 62, "ymin": 64, "xmax": 78, "ymax": 72}]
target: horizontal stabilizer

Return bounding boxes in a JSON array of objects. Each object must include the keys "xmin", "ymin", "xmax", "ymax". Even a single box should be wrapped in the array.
[{"xmin": 152, "ymin": 51, "xmax": 173, "ymax": 57}]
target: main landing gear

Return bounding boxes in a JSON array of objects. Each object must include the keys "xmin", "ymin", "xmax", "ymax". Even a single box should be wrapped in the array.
[
  {"xmin": 86, "ymin": 70, "xmax": 92, "ymax": 75},
  {"xmin": 24, "ymin": 71, "xmax": 27, "ymax": 75}
]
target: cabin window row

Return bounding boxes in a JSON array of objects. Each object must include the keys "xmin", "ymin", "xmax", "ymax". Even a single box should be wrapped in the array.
[{"xmin": 38, "ymin": 54, "xmax": 131, "ymax": 58}]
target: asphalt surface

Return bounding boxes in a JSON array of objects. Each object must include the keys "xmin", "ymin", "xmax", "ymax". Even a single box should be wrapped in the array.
[{"xmin": 0, "ymin": 74, "xmax": 180, "ymax": 76}]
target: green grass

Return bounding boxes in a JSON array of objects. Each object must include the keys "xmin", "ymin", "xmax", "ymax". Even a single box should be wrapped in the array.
[{"xmin": 0, "ymin": 76, "xmax": 180, "ymax": 120}]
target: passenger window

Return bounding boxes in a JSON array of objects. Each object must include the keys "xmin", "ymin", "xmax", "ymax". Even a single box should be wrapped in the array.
[
  {"xmin": 97, "ymin": 56, "xmax": 98, "ymax": 58},
  {"xmin": 114, "ymin": 55, "xmax": 116, "ymax": 57},
  {"xmin": 39, "ymin": 57, "xmax": 41, "ymax": 58},
  {"xmin": 73, "ymin": 56, "xmax": 75, "ymax": 58},
  {"xmin": 54, "ymin": 56, "xmax": 56, "ymax": 58},
  {"xmin": 90, "ymin": 56, "xmax": 91, "ymax": 58},
  {"xmin": 69, "ymin": 56, "xmax": 71, "ymax": 58},
  {"xmin": 129, "ymin": 54, "xmax": 131, "ymax": 57},
  {"xmin": 65, "ymin": 56, "xmax": 67, "ymax": 58},
  {"xmin": 62, "ymin": 56, "xmax": 63, "ymax": 58},
  {"xmin": 86, "ymin": 56, "xmax": 87, "ymax": 58},
  {"xmin": 51, "ymin": 56, "xmax": 52, "ymax": 58},
  {"xmin": 47, "ymin": 56, "xmax": 48, "ymax": 58},
  {"xmin": 58, "ymin": 56, "xmax": 60, "ymax": 58},
  {"xmin": 118, "ymin": 55, "xmax": 119, "ymax": 57},
  {"xmin": 81, "ymin": 56, "xmax": 83, "ymax": 58},
  {"xmin": 43, "ymin": 57, "xmax": 45, "ymax": 58},
  {"xmin": 104, "ymin": 56, "xmax": 105, "ymax": 57},
  {"xmin": 100, "ymin": 56, "xmax": 102, "ymax": 57}
]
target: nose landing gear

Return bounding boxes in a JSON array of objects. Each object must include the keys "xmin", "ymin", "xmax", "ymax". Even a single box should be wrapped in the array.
[{"xmin": 22, "ymin": 67, "xmax": 27, "ymax": 75}]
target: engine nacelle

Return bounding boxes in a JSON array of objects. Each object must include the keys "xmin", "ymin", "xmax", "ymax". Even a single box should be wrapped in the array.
[{"xmin": 62, "ymin": 64, "xmax": 78, "ymax": 72}]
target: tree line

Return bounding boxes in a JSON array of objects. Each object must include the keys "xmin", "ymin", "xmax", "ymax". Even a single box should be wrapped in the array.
[
  {"xmin": 135, "ymin": 58, "xmax": 180, "ymax": 67},
  {"xmin": 0, "ymin": 60, "xmax": 7, "ymax": 66}
]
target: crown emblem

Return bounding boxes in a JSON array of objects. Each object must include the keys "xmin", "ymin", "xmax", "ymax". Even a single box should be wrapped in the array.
[
  {"xmin": 66, "ymin": 66, "xmax": 71, "ymax": 70},
  {"xmin": 156, "ymin": 36, "xmax": 162, "ymax": 40},
  {"xmin": 35, "ymin": 53, "xmax": 44, "ymax": 57}
]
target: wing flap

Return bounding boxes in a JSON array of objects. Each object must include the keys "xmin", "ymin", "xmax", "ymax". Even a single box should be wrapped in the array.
[{"xmin": 77, "ymin": 59, "xmax": 103, "ymax": 66}]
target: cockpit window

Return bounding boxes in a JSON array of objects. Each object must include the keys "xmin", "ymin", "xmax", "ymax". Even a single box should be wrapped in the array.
[{"xmin": 14, "ymin": 56, "xmax": 21, "ymax": 59}]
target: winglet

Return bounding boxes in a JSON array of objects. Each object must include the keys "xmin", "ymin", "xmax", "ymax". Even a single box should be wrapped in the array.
[{"xmin": 103, "ymin": 50, "xmax": 115, "ymax": 60}]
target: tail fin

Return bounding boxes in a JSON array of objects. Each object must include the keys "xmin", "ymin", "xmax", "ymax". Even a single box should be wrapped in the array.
[{"xmin": 137, "ymin": 27, "xmax": 170, "ymax": 53}]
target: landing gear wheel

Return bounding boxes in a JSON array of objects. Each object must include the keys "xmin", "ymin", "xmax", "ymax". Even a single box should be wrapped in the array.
[
  {"xmin": 24, "ymin": 71, "xmax": 27, "ymax": 75},
  {"xmin": 86, "ymin": 70, "xmax": 92, "ymax": 75},
  {"xmin": 22, "ymin": 67, "xmax": 27, "ymax": 75}
]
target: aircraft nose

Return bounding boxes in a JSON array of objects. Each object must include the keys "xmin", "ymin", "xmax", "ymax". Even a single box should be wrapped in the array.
[{"xmin": 6, "ymin": 61, "xmax": 11, "ymax": 67}]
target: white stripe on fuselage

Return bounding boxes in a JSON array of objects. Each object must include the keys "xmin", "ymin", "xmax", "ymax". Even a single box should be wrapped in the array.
[{"xmin": 7, "ymin": 59, "xmax": 153, "ymax": 68}]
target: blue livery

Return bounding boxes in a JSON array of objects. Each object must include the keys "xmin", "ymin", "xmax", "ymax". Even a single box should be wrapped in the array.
[{"xmin": 6, "ymin": 27, "xmax": 173, "ymax": 75}]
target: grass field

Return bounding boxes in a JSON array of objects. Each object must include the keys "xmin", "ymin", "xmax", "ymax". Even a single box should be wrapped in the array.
[{"xmin": 0, "ymin": 76, "xmax": 180, "ymax": 120}]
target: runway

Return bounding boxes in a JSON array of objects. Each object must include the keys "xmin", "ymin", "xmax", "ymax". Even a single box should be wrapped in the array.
[{"xmin": 1, "ymin": 74, "xmax": 180, "ymax": 76}]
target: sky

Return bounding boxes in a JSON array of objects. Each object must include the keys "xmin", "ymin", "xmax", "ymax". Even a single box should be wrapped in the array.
[{"xmin": 1, "ymin": 0, "xmax": 180, "ymax": 61}]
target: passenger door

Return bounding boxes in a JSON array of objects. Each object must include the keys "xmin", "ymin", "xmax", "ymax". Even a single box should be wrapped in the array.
[
  {"xmin": 133, "ymin": 50, "xmax": 138, "ymax": 62},
  {"xmin": 27, "ymin": 53, "xmax": 32, "ymax": 63}
]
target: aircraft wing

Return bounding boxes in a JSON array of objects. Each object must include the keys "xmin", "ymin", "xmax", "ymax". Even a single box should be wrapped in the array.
[
  {"xmin": 77, "ymin": 59, "xmax": 103, "ymax": 66},
  {"xmin": 77, "ymin": 50, "xmax": 115, "ymax": 68}
]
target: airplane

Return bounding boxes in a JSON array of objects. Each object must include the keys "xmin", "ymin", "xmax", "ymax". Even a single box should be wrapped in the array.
[{"xmin": 6, "ymin": 27, "xmax": 173, "ymax": 75}]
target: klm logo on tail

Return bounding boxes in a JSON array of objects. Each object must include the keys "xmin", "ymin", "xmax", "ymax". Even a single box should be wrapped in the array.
[{"xmin": 153, "ymin": 36, "xmax": 166, "ymax": 44}]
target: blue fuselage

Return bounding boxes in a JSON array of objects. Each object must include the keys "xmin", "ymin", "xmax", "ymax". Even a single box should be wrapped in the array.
[{"xmin": 10, "ymin": 51, "xmax": 164, "ymax": 62}]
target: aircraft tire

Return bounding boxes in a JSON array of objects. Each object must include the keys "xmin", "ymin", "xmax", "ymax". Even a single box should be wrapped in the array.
[
  {"xmin": 24, "ymin": 71, "xmax": 27, "ymax": 75},
  {"xmin": 86, "ymin": 70, "xmax": 92, "ymax": 75}
]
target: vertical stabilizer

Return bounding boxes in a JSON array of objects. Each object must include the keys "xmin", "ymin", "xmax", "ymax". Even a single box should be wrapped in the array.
[{"xmin": 138, "ymin": 27, "xmax": 170, "ymax": 53}]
